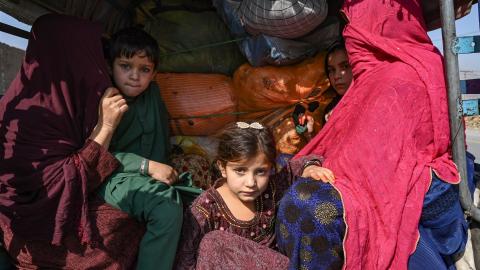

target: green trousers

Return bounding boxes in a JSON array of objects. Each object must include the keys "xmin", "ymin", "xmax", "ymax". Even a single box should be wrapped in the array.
[
  {"xmin": 0, "ymin": 231, "xmax": 13, "ymax": 270},
  {"xmin": 0, "ymin": 250, "xmax": 12, "ymax": 270},
  {"xmin": 98, "ymin": 172, "xmax": 183, "ymax": 270}
]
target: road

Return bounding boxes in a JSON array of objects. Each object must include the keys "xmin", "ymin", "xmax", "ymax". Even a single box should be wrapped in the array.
[{"xmin": 466, "ymin": 128, "xmax": 480, "ymax": 160}]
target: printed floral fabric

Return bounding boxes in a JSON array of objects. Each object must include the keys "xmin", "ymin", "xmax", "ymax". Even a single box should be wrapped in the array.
[
  {"xmin": 196, "ymin": 230, "xmax": 289, "ymax": 270},
  {"xmin": 171, "ymin": 154, "xmax": 216, "ymax": 190},
  {"xmin": 276, "ymin": 177, "xmax": 345, "ymax": 270}
]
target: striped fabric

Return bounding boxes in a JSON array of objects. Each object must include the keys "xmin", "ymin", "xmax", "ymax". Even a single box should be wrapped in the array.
[{"xmin": 238, "ymin": 0, "xmax": 328, "ymax": 39}]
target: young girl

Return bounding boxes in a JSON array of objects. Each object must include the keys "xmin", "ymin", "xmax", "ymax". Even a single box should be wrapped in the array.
[
  {"xmin": 174, "ymin": 121, "xmax": 333, "ymax": 269},
  {"xmin": 324, "ymin": 43, "xmax": 353, "ymax": 122}
]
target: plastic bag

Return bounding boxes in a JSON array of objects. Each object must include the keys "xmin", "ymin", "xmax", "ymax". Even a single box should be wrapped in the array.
[{"xmin": 156, "ymin": 73, "xmax": 237, "ymax": 136}]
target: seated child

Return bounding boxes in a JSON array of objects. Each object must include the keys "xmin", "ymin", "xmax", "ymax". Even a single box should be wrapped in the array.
[
  {"xmin": 174, "ymin": 121, "xmax": 333, "ymax": 269},
  {"xmin": 97, "ymin": 27, "xmax": 200, "ymax": 270}
]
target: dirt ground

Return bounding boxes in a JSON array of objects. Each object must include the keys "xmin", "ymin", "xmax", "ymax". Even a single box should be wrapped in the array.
[{"xmin": 465, "ymin": 116, "xmax": 480, "ymax": 129}]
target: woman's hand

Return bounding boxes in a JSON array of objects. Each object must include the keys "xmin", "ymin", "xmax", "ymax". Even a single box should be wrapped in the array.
[
  {"xmin": 302, "ymin": 165, "xmax": 335, "ymax": 184},
  {"xmin": 148, "ymin": 160, "xmax": 179, "ymax": 185},
  {"xmin": 98, "ymin": 87, "xmax": 128, "ymax": 131}
]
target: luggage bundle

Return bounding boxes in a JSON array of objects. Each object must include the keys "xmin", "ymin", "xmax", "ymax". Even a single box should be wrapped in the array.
[{"xmin": 139, "ymin": 0, "xmax": 340, "ymax": 157}]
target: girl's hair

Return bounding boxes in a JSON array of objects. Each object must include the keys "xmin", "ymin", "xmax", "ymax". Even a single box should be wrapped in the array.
[
  {"xmin": 107, "ymin": 27, "xmax": 159, "ymax": 68},
  {"xmin": 216, "ymin": 122, "xmax": 276, "ymax": 167},
  {"xmin": 324, "ymin": 42, "xmax": 347, "ymax": 77}
]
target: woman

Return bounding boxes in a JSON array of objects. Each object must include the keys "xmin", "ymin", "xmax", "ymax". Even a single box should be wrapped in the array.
[
  {"xmin": 0, "ymin": 14, "xmax": 144, "ymax": 269},
  {"xmin": 276, "ymin": 0, "xmax": 467, "ymax": 269}
]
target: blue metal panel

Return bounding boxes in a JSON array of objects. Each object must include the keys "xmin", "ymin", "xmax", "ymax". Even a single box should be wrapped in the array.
[
  {"xmin": 455, "ymin": 36, "xmax": 480, "ymax": 54},
  {"xmin": 460, "ymin": 80, "xmax": 467, "ymax": 94},
  {"xmin": 463, "ymin": 99, "xmax": 479, "ymax": 116}
]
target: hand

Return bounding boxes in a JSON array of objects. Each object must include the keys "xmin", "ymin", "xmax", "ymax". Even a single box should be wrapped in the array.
[
  {"xmin": 302, "ymin": 165, "xmax": 335, "ymax": 184},
  {"xmin": 299, "ymin": 114, "xmax": 315, "ymax": 134},
  {"xmin": 89, "ymin": 87, "xmax": 128, "ymax": 147},
  {"xmin": 325, "ymin": 111, "xmax": 333, "ymax": 122},
  {"xmin": 148, "ymin": 160, "xmax": 179, "ymax": 185},
  {"xmin": 98, "ymin": 87, "xmax": 128, "ymax": 131}
]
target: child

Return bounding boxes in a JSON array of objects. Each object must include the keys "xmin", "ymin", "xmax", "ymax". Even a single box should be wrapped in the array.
[
  {"xmin": 174, "ymin": 121, "xmax": 333, "ymax": 269},
  {"xmin": 96, "ymin": 27, "xmax": 200, "ymax": 270},
  {"xmin": 324, "ymin": 43, "xmax": 353, "ymax": 122}
]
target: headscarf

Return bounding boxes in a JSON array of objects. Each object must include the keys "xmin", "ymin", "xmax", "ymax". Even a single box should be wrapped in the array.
[
  {"xmin": 295, "ymin": 0, "xmax": 459, "ymax": 268},
  {"xmin": 0, "ymin": 14, "xmax": 113, "ymax": 245}
]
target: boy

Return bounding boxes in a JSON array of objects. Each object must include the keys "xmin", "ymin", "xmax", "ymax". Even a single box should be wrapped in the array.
[{"xmin": 97, "ymin": 27, "xmax": 187, "ymax": 270}]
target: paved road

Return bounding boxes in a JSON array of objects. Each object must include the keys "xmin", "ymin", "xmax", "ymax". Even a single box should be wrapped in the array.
[{"xmin": 466, "ymin": 128, "xmax": 480, "ymax": 160}]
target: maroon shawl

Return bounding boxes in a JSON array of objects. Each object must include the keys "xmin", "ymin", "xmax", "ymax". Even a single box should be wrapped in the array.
[
  {"xmin": 295, "ymin": 0, "xmax": 459, "ymax": 269},
  {"xmin": 0, "ymin": 14, "xmax": 117, "ymax": 245}
]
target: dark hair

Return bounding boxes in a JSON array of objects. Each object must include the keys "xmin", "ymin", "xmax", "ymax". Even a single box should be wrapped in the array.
[
  {"xmin": 108, "ymin": 27, "xmax": 159, "ymax": 68},
  {"xmin": 325, "ymin": 42, "xmax": 347, "ymax": 77},
  {"xmin": 216, "ymin": 122, "xmax": 276, "ymax": 167}
]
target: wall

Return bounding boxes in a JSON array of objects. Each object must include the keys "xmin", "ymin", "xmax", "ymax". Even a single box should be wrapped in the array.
[{"xmin": 0, "ymin": 42, "xmax": 24, "ymax": 95}]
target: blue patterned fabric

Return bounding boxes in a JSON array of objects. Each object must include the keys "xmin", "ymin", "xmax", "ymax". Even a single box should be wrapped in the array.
[
  {"xmin": 276, "ymin": 153, "xmax": 294, "ymax": 171},
  {"xmin": 466, "ymin": 151, "xmax": 476, "ymax": 198},
  {"xmin": 275, "ymin": 178, "xmax": 345, "ymax": 270}
]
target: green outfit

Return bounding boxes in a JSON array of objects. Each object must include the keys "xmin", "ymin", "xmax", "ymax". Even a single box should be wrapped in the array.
[
  {"xmin": 97, "ymin": 82, "xmax": 201, "ymax": 270},
  {"xmin": 0, "ymin": 233, "xmax": 13, "ymax": 270}
]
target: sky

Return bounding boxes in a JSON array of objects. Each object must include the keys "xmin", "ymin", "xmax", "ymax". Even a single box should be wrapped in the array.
[
  {"xmin": 0, "ymin": 11, "xmax": 31, "ymax": 49},
  {"xmin": 0, "ymin": 3, "xmax": 479, "ymax": 72}
]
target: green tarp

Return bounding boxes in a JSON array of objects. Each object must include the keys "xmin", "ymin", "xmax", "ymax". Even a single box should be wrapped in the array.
[{"xmin": 145, "ymin": 11, "xmax": 246, "ymax": 75}]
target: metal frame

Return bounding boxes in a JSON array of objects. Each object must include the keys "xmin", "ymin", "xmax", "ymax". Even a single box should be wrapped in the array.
[
  {"xmin": 0, "ymin": 22, "xmax": 29, "ymax": 39},
  {"xmin": 441, "ymin": 0, "xmax": 480, "ymax": 267},
  {"xmin": 441, "ymin": 0, "xmax": 480, "ymax": 222}
]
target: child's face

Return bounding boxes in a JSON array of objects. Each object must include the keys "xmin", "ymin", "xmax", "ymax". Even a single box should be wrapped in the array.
[
  {"xmin": 217, "ymin": 153, "xmax": 272, "ymax": 203},
  {"xmin": 112, "ymin": 51, "xmax": 156, "ymax": 97},
  {"xmin": 327, "ymin": 49, "xmax": 353, "ymax": 96}
]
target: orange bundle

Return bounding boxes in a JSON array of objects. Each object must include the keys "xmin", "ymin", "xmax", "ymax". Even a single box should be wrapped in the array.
[
  {"xmin": 233, "ymin": 52, "xmax": 332, "ymax": 120},
  {"xmin": 232, "ymin": 53, "xmax": 335, "ymax": 154},
  {"xmin": 156, "ymin": 73, "xmax": 237, "ymax": 136}
]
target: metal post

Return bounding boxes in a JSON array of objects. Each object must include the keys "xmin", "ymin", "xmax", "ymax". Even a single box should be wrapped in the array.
[
  {"xmin": 440, "ymin": 0, "xmax": 480, "ymax": 267},
  {"xmin": 473, "ymin": 4, "xmax": 480, "ymax": 269}
]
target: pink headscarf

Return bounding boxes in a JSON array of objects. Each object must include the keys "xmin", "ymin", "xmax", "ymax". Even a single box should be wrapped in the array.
[{"xmin": 295, "ymin": 0, "xmax": 459, "ymax": 268}]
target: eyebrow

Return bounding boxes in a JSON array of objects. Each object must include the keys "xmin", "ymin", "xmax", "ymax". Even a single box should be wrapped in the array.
[
  {"xmin": 117, "ymin": 60, "xmax": 153, "ymax": 67},
  {"xmin": 328, "ymin": 60, "xmax": 349, "ymax": 68},
  {"xmin": 229, "ymin": 164, "xmax": 269, "ymax": 169}
]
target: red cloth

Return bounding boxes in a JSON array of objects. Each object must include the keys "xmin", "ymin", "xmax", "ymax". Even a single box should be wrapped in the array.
[
  {"xmin": 0, "ymin": 14, "xmax": 115, "ymax": 246},
  {"xmin": 196, "ymin": 230, "xmax": 289, "ymax": 270},
  {"xmin": 1, "ymin": 196, "xmax": 144, "ymax": 270},
  {"xmin": 294, "ymin": 0, "xmax": 459, "ymax": 269}
]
